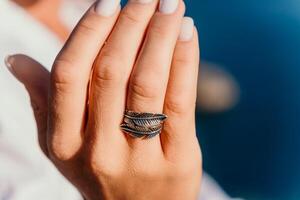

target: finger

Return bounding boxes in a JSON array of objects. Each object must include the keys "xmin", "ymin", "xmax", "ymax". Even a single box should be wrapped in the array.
[
  {"xmin": 126, "ymin": 0, "xmax": 185, "ymax": 149},
  {"xmin": 49, "ymin": 1, "xmax": 120, "ymax": 160},
  {"xmin": 5, "ymin": 54, "xmax": 50, "ymax": 157},
  {"xmin": 90, "ymin": 0, "xmax": 159, "ymax": 143},
  {"xmin": 162, "ymin": 18, "xmax": 200, "ymax": 155}
]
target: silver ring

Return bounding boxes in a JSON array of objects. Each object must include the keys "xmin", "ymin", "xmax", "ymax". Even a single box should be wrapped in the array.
[{"xmin": 121, "ymin": 110, "xmax": 168, "ymax": 139}]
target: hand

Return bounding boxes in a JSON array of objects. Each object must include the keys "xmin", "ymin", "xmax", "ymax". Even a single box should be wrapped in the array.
[{"xmin": 6, "ymin": 0, "xmax": 201, "ymax": 199}]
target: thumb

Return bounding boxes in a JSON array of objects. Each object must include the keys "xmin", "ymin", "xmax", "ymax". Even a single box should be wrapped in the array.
[{"xmin": 5, "ymin": 54, "xmax": 50, "ymax": 156}]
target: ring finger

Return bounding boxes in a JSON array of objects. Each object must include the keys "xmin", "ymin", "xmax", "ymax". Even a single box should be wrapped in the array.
[{"xmin": 126, "ymin": 0, "xmax": 185, "ymax": 150}]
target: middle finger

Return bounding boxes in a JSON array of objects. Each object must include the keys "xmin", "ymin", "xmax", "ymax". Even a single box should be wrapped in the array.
[{"xmin": 90, "ymin": 0, "xmax": 159, "ymax": 144}]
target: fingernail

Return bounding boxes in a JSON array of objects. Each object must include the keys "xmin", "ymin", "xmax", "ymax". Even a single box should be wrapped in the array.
[
  {"xmin": 179, "ymin": 17, "xmax": 194, "ymax": 41},
  {"xmin": 4, "ymin": 55, "xmax": 17, "ymax": 77},
  {"xmin": 159, "ymin": 0, "xmax": 179, "ymax": 14},
  {"xmin": 130, "ymin": 0, "xmax": 153, "ymax": 4},
  {"xmin": 95, "ymin": 0, "xmax": 121, "ymax": 17}
]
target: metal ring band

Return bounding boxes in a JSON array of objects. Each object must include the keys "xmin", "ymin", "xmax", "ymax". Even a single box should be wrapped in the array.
[{"xmin": 121, "ymin": 110, "xmax": 168, "ymax": 139}]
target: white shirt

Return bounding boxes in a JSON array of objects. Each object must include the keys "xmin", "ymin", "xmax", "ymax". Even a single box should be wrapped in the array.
[{"xmin": 0, "ymin": 1, "xmax": 236, "ymax": 199}]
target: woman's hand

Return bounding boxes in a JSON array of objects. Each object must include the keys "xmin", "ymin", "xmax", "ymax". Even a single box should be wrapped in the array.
[{"xmin": 6, "ymin": 0, "xmax": 201, "ymax": 199}]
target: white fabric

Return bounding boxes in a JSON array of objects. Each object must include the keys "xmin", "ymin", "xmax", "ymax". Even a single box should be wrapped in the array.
[{"xmin": 0, "ymin": 1, "xmax": 234, "ymax": 199}]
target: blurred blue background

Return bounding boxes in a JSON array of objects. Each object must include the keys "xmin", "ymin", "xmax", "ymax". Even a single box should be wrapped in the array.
[{"xmin": 183, "ymin": 0, "xmax": 300, "ymax": 200}]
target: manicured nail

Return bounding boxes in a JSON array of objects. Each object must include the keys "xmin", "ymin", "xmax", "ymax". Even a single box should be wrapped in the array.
[
  {"xmin": 4, "ymin": 55, "xmax": 17, "ymax": 77},
  {"xmin": 130, "ymin": 0, "xmax": 153, "ymax": 4},
  {"xmin": 159, "ymin": 0, "xmax": 179, "ymax": 14},
  {"xmin": 179, "ymin": 17, "xmax": 194, "ymax": 41},
  {"xmin": 95, "ymin": 0, "xmax": 121, "ymax": 17}
]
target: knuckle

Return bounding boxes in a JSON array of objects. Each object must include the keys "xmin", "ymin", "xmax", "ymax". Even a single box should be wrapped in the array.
[
  {"xmin": 76, "ymin": 17, "xmax": 100, "ymax": 37},
  {"xmin": 150, "ymin": 26, "xmax": 169, "ymax": 40},
  {"xmin": 51, "ymin": 59, "xmax": 80, "ymax": 89},
  {"xmin": 120, "ymin": 7, "xmax": 144, "ymax": 25},
  {"xmin": 130, "ymin": 77, "xmax": 161, "ymax": 100},
  {"xmin": 149, "ymin": 21, "xmax": 172, "ymax": 40},
  {"xmin": 47, "ymin": 130, "xmax": 81, "ymax": 162},
  {"xmin": 173, "ymin": 54, "xmax": 195, "ymax": 67},
  {"xmin": 89, "ymin": 154, "xmax": 124, "ymax": 179},
  {"xmin": 94, "ymin": 63, "xmax": 121, "ymax": 83},
  {"xmin": 94, "ymin": 53, "xmax": 125, "ymax": 86},
  {"xmin": 165, "ymin": 97, "xmax": 191, "ymax": 115},
  {"xmin": 48, "ymin": 140, "xmax": 74, "ymax": 161}
]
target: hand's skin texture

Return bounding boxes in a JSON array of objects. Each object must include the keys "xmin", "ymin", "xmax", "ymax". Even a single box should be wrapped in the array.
[{"xmin": 6, "ymin": 0, "xmax": 202, "ymax": 199}]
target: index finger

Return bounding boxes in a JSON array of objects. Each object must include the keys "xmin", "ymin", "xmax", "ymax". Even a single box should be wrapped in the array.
[{"xmin": 48, "ymin": 1, "xmax": 120, "ymax": 161}]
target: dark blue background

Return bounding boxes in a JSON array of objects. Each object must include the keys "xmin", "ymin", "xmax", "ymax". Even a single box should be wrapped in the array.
[{"xmin": 188, "ymin": 1, "xmax": 300, "ymax": 200}]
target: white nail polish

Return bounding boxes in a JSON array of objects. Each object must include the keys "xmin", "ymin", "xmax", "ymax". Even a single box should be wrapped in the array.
[
  {"xmin": 131, "ymin": 0, "xmax": 153, "ymax": 4},
  {"xmin": 179, "ymin": 17, "xmax": 194, "ymax": 41},
  {"xmin": 95, "ymin": 0, "xmax": 121, "ymax": 17},
  {"xmin": 159, "ymin": 0, "xmax": 179, "ymax": 14}
]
